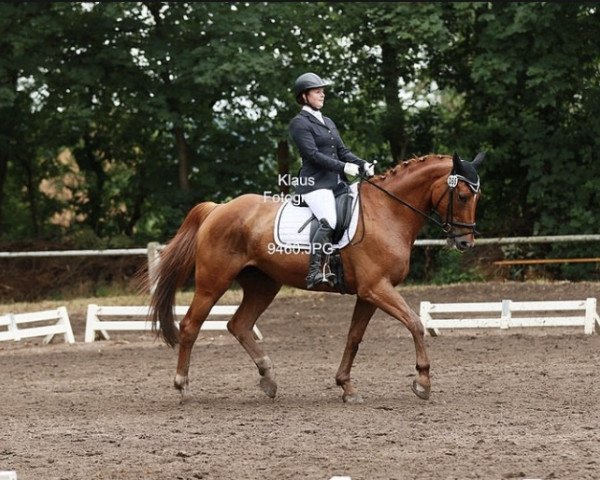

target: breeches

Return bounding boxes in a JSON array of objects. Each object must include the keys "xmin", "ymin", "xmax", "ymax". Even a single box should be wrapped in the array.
[{"xmin": 302, "ymin": 188, "xmax": 337, "ymax": 229}]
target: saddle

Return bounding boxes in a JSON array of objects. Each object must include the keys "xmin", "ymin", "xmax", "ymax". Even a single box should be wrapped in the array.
[
  {"xmin": 296, "ymin": 182, "xmax": 355, "ymax": 244},
  {"xmin": 272, "ymin": 182, "xmax": 360, "ymax": 294}
]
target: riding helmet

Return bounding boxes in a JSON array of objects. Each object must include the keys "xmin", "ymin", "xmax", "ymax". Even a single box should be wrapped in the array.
[{"xmin": 294, "ymin": 72, "xmax": 330, "ymax": 104}]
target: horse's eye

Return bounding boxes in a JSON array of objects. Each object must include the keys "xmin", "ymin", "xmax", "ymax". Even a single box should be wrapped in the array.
[{"xmin": 458, "ymin": 193, "xmax": 469, "ymax": 203}]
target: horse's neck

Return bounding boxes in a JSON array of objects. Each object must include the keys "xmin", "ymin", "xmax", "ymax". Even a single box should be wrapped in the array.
[{"xmin": 363, "ymin": 158, "xmax": 450, "ymax": 240}]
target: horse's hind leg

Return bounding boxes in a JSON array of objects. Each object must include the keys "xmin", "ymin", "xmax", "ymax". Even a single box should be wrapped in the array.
[
  {"xmin": 175, "ymin": 288, "xmax": 226, "ymax": 395},
  {"xmin": 227, "ymin": 267, "xmax": 281, "ymax": 399},
  {"xmin": 335, "ymin": 297, "xmax": 377, "ymax": 404}
]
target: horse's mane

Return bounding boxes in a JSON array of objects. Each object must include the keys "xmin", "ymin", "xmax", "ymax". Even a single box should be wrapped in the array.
[{"xmin": 375, "ymin": 154, "xmax": 449, "ymax": 182}]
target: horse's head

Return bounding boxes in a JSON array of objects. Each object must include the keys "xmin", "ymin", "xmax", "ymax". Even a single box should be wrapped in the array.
[{"xmin": 433, "ymin": 152, "xmax": 484, "ymax": 251}]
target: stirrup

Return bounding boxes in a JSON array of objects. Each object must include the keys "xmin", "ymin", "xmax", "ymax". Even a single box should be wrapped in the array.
[
  {"xmin": 321, "ymin": 256, "xmax": 336, "ymax": 287},
  {"xmin": 306, "ymin": 272, "xmax": 324, "ymax": 289}
]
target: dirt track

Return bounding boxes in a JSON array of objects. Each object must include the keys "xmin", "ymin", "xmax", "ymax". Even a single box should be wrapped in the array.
[{"xmin": 1, "ymin": 281, "xmax": 600, "ymax": 480}]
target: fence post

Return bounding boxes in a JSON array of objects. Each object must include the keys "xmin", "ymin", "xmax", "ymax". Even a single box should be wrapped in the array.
[
  {"xmin": 8, "ymin": 314, "xmax": 20, "ymax": 341},
  {"xmin": 584, "ymin": 297, "xmax": 598, "ymax": 335},
  {"xmin": 59, "ymin": 306, "xmax": 75, "ymax": 344},
  {"xmin": 85, "ymin": 304, "xmax": 107, "ymax": 343},
  {"xmin": 420, "ymin": 301, "xmax": 440, "ymax": 336},
  {"xmin": 147, "ymin": 241, "xmax": 161, "ymax": 294},
  {"xmin": 43, "ymin": 307, "xmax": 75, "ymax": 344},
  {"xmin": 501, "ymin": 300, "xmax": 511, "ymax": 329},
  {"xmin": 8, "ymin": 313, "xmax": 21, "ymax": 341}
]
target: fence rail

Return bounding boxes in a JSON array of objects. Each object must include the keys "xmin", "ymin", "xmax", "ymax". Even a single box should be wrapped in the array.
[
  {"xmin": 420, "ymin": 298, "xmax": 600, "ymax": 335},
  {"xmin": 0, "ymin": 248, "xmax": 149, "ymax": 258},
  {"xmin": 1, "ymin": 235, "xmax": 598, "ymax": 284},
  {"xmin": 1, "ymin": 235, "xmax": 598, "ymax": 259}
]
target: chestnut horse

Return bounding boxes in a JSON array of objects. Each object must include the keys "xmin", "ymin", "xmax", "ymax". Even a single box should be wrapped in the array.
[{"xmin": 146, "ymin": 152, "xmax": 484, "ymax": 403}]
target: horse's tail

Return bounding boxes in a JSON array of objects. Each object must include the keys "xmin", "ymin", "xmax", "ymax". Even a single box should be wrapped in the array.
[{"xmin": 148, "ymin": 201, "xmax": 218, "ymax": 348}]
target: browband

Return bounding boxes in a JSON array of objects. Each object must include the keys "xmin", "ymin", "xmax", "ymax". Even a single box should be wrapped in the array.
[{"xmin": 447, "ymin": 174, "xmax": 480, "ymax": 193}]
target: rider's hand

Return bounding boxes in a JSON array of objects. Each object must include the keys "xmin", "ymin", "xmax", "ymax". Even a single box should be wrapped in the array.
[
  {"xmin": 343, "ymin": 162, "xmax": 360, "ymax": 180},
  {"xmin": 362, "ymin": 162, "xmax": 375, "ymax": 178}
]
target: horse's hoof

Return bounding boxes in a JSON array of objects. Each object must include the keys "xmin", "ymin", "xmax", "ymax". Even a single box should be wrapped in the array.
[
  {"xmin": 411, "ymin": 379, "xmax": 430, "ymax": 400},
  {"xmin": 259, "ymin": 376, "xmax": 277, "ymax": 399},
  {"xmin": 342, "ymin": 393, "xmax": 364, "ymax": 404},
  {"xmin": 174, "ymin": 374, "xmax": 188, "ymax": 391}
]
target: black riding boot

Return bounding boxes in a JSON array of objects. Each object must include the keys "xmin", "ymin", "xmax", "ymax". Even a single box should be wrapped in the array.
[{"xmin": 306, "ymin": 218, "xmax": 336, "ymax": 289}]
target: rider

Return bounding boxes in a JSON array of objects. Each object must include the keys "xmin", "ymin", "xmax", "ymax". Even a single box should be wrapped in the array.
[{"xmin": 288, "ymin": 72, "xmax": 375, "ymax": 289}]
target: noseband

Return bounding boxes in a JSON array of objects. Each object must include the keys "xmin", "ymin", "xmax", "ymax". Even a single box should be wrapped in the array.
[{"xmin": 360, "ymin": 171, "xmax": 480, "ymax": 239}]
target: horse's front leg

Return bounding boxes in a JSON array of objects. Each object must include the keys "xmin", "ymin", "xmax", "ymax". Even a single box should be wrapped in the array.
[
  {"xmin": 359, "ymin": 280, "xmax": 431, "ymax": 400},
  {"xmin": 335, "ymin": 297, "xmax": 377, "ymax": 404}
]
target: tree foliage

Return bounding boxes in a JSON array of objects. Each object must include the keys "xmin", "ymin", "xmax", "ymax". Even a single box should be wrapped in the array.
[{"xmin": 0, "ymin": 2, "xmax": 598, "ymax": 278}]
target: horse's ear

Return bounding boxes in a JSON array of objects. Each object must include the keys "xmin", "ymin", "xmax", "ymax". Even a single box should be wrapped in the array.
[
  {"xmin": 452, "ymin": 152, "xmax": 461, "ymax": 172},
  {"xmin": 472, "ymin": 151, "xmax": 486, "ymax": 169}
]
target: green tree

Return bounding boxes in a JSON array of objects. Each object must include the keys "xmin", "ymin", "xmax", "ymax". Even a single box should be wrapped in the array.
[
  {"xmin": 1, "ymin": 1, "xmax": 598, "ymax": 285},
  {"xmin": 0, "ymin": 3, "xmax": 55, "ymax": 237},
  {"xmin": 321, "ymin": 2, "xmax": 452, "ymax": 167},
  {"xmin": 433, "ymin": 3, "xmax": 600, "ymax": 239}
]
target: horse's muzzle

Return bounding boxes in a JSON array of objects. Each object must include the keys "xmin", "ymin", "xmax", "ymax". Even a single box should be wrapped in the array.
[{"xmin": 447, "ymin": 233, "xmax": 475, "ymax": 251}]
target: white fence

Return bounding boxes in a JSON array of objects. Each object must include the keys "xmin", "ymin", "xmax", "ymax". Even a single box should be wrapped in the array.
[
  {"xmin": 85, "ymin": 304, "xmax": 262, "ymax": 343},
  {"xmin": 0, "ymin": 307, "xmax": 75, "ymax": 344},
  {"xmin": 1, "ymin": 235, "xmax": 598, "ymax": 280},
  {"xmin": 420, "ymin": 298, "xmax": 600, "ymax": 336},
  {"xmin": 1, "ymin": 235, "xmax": 599, "ymax": 260}
]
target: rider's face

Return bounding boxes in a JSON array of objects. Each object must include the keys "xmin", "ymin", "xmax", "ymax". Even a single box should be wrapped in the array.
[{"xmin": 304, "ymin": 88, "xmax": 325, "ymax": 109}]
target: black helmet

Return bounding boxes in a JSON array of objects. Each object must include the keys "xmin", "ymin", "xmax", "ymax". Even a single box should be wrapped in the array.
[{"xmin": 294, "ymin": 72, "xmax": 330, "ymax": 104}]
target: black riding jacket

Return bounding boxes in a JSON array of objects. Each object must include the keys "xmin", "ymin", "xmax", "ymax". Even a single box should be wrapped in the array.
[{"xmin": 288, "ymin": 110, "xmax": 365, "ymax": 195}]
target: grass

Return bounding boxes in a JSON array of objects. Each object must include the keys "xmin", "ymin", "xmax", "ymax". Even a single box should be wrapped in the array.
[
  {"xmin": 0, "ymin": 284, "xmax": 329, "ymax": 316},
  {"xmin": 1, "ymin": 279, "xmax": 590, "ymax": 317}
]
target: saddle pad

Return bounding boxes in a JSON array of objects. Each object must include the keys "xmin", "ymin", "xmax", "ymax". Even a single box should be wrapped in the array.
[{"xmin": 273, "ymin": 183, "xmax": 360, "ymax": 251}]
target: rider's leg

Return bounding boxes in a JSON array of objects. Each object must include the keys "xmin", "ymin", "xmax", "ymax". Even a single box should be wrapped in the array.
[
  {"xmin": 305, "ymin": 218, "xmax": 335, "ymax": 288},
  {"xmin": 302, "ymin": 189, "xmax": 337, "ymax": 289}
]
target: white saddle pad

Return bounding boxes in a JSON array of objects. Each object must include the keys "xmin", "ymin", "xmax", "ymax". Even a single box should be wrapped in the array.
[{"xmin": 273, "ymin": 183, "xmax": 360, "ymax": 251}]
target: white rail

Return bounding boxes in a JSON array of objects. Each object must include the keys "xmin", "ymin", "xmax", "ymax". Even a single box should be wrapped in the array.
[
  {"xmin": 1, "ymin": 236, "xmax": 598, "ymax": 295},
  {"xmin": 0, "ymin": 235, "xmax": 598, "ymax": 258},
  {"xmin": 417, "ymin": 234, "xmax": 600, "ymax": 246},
  {"xmin": 84, "ymin": 304, "xmax": 262, "ymax": 343},
  {"xmin": 0, "ymin": 248, "xmax": 149, "ymax": 258},
  {"xmin": 420, "ymin": 298, "xmax": 600, "ymax": 335},
  {"xmin": 0, "ymin": 307, "xmax": 75, "ymax": 343}
]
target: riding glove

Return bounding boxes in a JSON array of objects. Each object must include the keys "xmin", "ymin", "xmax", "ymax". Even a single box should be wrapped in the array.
[
  {"xmin": 363, "ymin": 162, "xmax": 375, "ymax": 177},
  {"xmin": 343, "ymin": 162, "xmax": 360, "ymax": 180}
]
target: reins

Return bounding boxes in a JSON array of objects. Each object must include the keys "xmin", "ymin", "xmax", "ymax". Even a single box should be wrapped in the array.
[
  {"xmin": 350, "ymin": 170, "xmax": 479, "ymax": 247},
  {"xmin": 360, "ymin": 175, "xmax": 449, "ymax": 231}
]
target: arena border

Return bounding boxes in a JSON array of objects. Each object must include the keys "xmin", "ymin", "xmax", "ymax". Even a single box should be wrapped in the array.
[
  {"xmin": 0, "ymin": 307, "xmax": 74, "ymax": 344},
  {"xmin": 84, "ymin": 304, "xmax": 261, "ymax": 343},
  {"xmin": 420, "ymin": 297, "xmax": 600, "ymax": 335}
]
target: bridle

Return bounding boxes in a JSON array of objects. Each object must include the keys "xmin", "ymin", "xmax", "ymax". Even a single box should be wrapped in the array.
[
  {"xmin": 358, "ymin": 170, "xmax": 480, "ymax": 239},
  {"xmin": 432, "ymin": 173, "xmax": 481, "ymax": 237}
]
